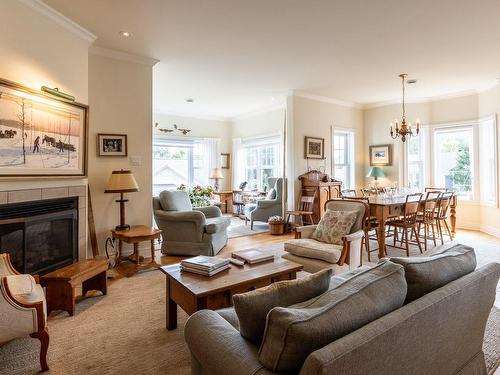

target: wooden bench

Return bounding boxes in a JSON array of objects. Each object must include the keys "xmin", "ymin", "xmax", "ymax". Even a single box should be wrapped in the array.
[{"xmin": 42, "ymin": 259, "xmax": 109, "ymax": 316}]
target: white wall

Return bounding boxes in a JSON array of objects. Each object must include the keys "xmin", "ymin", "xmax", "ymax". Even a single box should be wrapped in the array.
[
  {"xmin": 231, "ymin": 107, "xmax": 285, "ymax": 138},
  {"xmin": 88, "ymin": 53, "xmax": 154, "ymax": 254},
  {"xmin": 0, "ymin": 0, "xmax": 91, "ymax": 192},
  {"xmin": 153, "ymin": 113, "xmax": 233, "ymax": 191},
  {"xmin": 291, "ymin": 96, "xmax": 364, "ymax": 202}
]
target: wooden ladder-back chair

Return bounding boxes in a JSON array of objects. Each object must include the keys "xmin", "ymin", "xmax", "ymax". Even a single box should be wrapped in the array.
[
  {"xmin": 341, "ymin": 189, "xmax": 357, "ymax": 198},
  {"xmin": 387, "ymin": 193, "xmax": 423, "ymax": 256},
  {"xmin": 285, "ymin": 191, "xmax": 316, "ymax": 228},
  {"xmin": 435, "ymin": 191, "xmax": 454, "ymax": 244},
  {"xmin": 416, "ymin": 191, "xmax": 441, "ymax": 252}
]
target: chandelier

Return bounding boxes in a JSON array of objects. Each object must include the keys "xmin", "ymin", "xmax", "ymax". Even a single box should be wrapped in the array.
[{"xmin": 390, "ymin": 73, "xmax": 420, "ymax": 142}]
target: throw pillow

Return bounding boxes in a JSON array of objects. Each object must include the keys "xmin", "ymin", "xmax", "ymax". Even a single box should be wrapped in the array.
[
  {"xmin": 233, "ymin": 269, "xmax": 332, "ymax": 345},
  {"xmin": 311, "ymin": 210, "xmax": 357, "ymax": 245},
  {"xmin": 388, "ymin": 243, "xmax": 476, "ymax": 303},
  {"xmin": 258, "ymin": 261, "xmax": 407, "ymax": 372},
  {"xmin": 266, "ymin": 188, "xmax": 276, "ymax": 200}
]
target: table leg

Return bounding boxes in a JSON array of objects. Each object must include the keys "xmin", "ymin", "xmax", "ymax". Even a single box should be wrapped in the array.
[
  {"xmin": 166, "ymin": 277, "xmax": 177, "ymax": 330},
  {"xmin": 450, "ymin": 197, "xmax": 457, "ymax": 238},
  {"xmin": 374, "ymin": 206, "xmax": 389, "ymax": 259},
  {"xmin": 134, "ymin": 243, "xmax": 139, "ymax": 265}
]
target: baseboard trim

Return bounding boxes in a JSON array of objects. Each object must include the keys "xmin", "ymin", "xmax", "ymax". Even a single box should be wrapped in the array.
[{"xmin": 456, "ymin": 222, "xmax": 500, "ymax": 239}]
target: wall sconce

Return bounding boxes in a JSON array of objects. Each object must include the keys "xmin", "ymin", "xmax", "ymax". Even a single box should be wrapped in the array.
[{"xmin": 41, "ymin": 86, "xmax": 75, "ymax": 101}]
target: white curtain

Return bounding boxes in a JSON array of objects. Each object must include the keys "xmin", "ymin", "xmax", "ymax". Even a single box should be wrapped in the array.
[
  {"xmin": 202, "ymin": 137, "xmax": 220, "ymax": 186},
  {"xmin": 232, "ymin": 137, "xmax": 243, "ymax": 189}
]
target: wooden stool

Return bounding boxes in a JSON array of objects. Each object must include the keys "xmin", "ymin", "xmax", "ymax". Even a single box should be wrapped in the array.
[{"xmin": 42, "ymin": 259, "xmax": 109, "ymax": 316}]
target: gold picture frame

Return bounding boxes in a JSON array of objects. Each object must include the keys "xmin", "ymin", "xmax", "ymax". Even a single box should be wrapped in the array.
[{"xmin": 369, "ymin": 144, "xmax": 392, "ymax": 166}]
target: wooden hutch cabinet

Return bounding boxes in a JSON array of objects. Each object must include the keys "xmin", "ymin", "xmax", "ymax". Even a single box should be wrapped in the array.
[{"xmin": 298, "ymin": 170, "xmax": 342, "ymax": 223}]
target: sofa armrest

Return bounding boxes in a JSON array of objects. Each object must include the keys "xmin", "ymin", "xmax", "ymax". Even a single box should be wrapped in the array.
[
  {"xmin": 185, "ymin": 310, "xmax": 273, "ymax": 375},
  {"xmin": 337, "ymin": 229, "xmax": 364, "ymax": 268},
  {"xmin": 193, "ymin": 205, "xmax": 222, "ymax": 218},
  {"xmin": 154, "ymin": 210, "xmax": 206, "ymax": 226},
  {"xmin": 256, "ymin": 199, "xmax": 277, "ymax": 209},
  {"xmin": 295, "ymin": 225, "xmax": 317, "ymax": 239}
]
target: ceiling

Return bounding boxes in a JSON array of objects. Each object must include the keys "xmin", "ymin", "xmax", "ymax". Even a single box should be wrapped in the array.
[{"xmin": 43, "ymin": 0, "xmax": 500, "ymax": 119}]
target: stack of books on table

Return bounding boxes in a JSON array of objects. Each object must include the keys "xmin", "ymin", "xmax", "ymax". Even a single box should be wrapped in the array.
[
  {"xmin": 232, "ymin": 249, "xmax": 274, "ymax": 264},
  {"xmin": 180, "ymin": 256, "xmax": 230, "ymax": 276}
]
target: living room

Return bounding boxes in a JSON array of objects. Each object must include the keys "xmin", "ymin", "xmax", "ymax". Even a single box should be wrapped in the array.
[{"xmin": 0, "ymin": 1, "xmax": 499, "ymax": 374}]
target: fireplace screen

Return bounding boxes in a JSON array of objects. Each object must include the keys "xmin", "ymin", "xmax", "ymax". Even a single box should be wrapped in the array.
[{"xmin": 0, "ymin": 197, "xmax": 78, "ymax": 275}]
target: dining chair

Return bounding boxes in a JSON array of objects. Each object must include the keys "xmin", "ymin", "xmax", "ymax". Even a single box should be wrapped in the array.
[
  {"xmin": 435, "ymin": 191, "xmax": 455, "ymax": 244},
  {"xmin": 346, "ymin": 196, "xmax": 379, "ymax": 262},
  {"xmin": 341, "ymin": 189, "xmax": 357, "ymax": 198},
  {"xmin": 360, "ymin": 188, "xmax": 379, "ymax": 197},
  {"xmin": 416, "ymin": 191, "xmax": 441, "ymax": 251},
  {"xmin": 285, "ymin": 192, "xmax": 316, "ymax": 227},
  {"xmin": 386, "ymin": 193, "xmax": 423, "ymax": 256}
]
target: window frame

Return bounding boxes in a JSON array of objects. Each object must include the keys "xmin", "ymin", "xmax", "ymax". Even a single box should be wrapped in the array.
[
  {"xmin": 331, "ymin": 127, "xmax": 355, "ymax": 189},
  {"xmin": 241, "ymin": 134, "xmax": 281, "ymax": 191}
]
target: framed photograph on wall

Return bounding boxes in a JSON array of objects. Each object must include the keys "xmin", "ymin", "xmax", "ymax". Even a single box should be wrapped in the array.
[
  {"xmin": 97, "ymin": 133, "xmax": 128, "ymax": 157},
  {"xmin": 220, "ymin": 153, "xmax": 230, "ymax": 169},
  {"xmin": 304, "ymin": 136, "xmax": 325, "ymax": 159},
  {"xmin": 0, "ymin": 78, "xmax": 88, "ymax": 178},
  {"xmin": 369, "ymin": 144, "xmax": 392, "ymax": 166}
]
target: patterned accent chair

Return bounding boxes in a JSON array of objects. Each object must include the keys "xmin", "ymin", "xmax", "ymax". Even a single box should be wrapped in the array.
[
  {"xmin": 0, "ymin": 253, "xmax": 49, "ymax": 371},
  {"xmin": 282, "ymin": 199, "xmax": 368, "ymax": 274}
]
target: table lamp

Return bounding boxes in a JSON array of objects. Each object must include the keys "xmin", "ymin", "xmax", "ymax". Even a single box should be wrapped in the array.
[
  {"xmin": 104, "ymin": 170, "xmax": 139, "ymax": 230},
  {"xmin": 367, "ymin": 166, "xmax": 385, "ymax": 188},
  {"xmin": 210, "ymin": 167, "xmax": 224, "ymax": 191}
]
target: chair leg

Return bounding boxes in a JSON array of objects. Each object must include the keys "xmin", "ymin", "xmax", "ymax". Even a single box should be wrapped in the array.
[
  {"xmin": 431, "ymin": 222, "xmax": 437, "ymax": 246},
  {"xmin": 413, "ymin": 227, "xmax": 423, "ymax": 254},
  {"xmin": 444, "ymin": 220, "xmax": 453, "ymax": 241},
  {"xmin": 404, "ymin": 229, "xmax": 410, "ymax": 257},
  {"xmin": 251, "ymin": 220, "xmax": 254, "ymax": 230},
  {"xmin": 393, "ymin": 226, "xmax": 397, "ymax": 246},
  {"xmin": 308, "ymin": 214, "xmax": 314, "ymax": 225},
  {"xmin": 245, "ymin": 217, "xmax": 248, "ymax": 225},
  {"xmin": 437, "ymin": 220, "xmax": 444, "ymax": 245},
  {"xmin": 30, "ymin": 327, "xmax": 49, "ymax": 372},
  {"xmin": 365, "ymin": 230, "xmax": 371, "ymax": 262},
  {"xmin": 424, "ymin": 223, "xmax": 428, "ymax": 252}
]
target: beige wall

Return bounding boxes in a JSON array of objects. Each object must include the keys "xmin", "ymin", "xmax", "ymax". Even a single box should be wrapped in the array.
[
  {"xmin": 88, "ymin": 53, "xmax": 154, "ymax": 254},
  {"xmin": 291, "ymin": 96, "xmax": 364, "ymax": 201},
  {"xmin": 0, "ymin": 0, "xmax": 90, "ymax": 192},
  {"xmin": 231, "ymin": 107, "xmax": 285, "ymax": 138},
  {"xmin": 153, "ymin": 113, "xmax": 233, "ymax": 191}
]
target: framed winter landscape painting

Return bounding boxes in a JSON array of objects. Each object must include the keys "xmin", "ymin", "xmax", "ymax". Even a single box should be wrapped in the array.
[{"xmin": 0, "ymin": 79, "xmax": 88, "ymax": 178}]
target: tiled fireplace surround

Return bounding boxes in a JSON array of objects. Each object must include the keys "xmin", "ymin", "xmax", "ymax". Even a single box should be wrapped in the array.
[{"xmin": 0, "ymin": 185, "xmax": 88, "ymax": 261}]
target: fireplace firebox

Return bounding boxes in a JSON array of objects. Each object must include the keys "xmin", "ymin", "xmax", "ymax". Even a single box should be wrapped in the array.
[{"xmin": 0, "ymin": 197, "xmax": 78, "ymax": 275}]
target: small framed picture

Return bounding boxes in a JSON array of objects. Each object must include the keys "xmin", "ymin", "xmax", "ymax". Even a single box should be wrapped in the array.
[
  {"xmin": 220, "ymin": 153, "xmax": 230, "ymax": 169},
  {"xmin": 97, "ymin": 134, "xmax": 127, "ymax": 157},
  {"xmin": 370, "ymin": 144, "xmax": 392, "ymax": 166},
  {"xmin": 304, "ymin": 136, "xmax": 324, "ymax": 159}
]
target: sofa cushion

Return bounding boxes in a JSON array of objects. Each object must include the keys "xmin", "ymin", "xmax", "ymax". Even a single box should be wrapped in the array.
[
  {"xmin": 311, "ymin": 210, "xmax": 357, "ymax": 245},
  {"xmin": 258, "ymin": 261, "xmax": 407, "ymax": 372},
  {"xmin": 233, "ymin": 269, "xmax": 332, "ymax": 345},
  {"xmin": 205, "ymin": 216, "xmax": 230, "ymax": 234},
  {"xmin": 388, "ymin": 243, "xmax": 476, "ymax": 303},
  {"xmin": 217, "ymin": 307, "xmax": 240, "ymax": 331},
  {"xmin": 159, "ymin": 190, "xmax": 193, "ymax": 211},
  {"xmin": 266, "ymin": 188, "xmax": 276, "ymax": 200},
  {"xmin": 284, "ymin": 239, "xmax": 342, "ymax": 263},
  {"xmin": 328, "ymin": 265, "xmax": 371, "ymax": 289}
]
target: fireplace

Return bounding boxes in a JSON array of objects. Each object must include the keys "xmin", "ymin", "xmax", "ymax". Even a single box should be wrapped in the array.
[{"xmin": 0, "ymin": 197, "xmax": 78, "ymax": 275}]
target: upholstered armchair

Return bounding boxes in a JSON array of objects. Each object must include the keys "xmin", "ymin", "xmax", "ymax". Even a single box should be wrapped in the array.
[
  {"xmin": 282, "ymin": 199, "xmax": 368, "ymax": 274},
  {"xmin": 0, "ymin": 253, "xmax": 49, "ymax": 371},
  {"xmin": 244, "ymin": 177, "xmax": 283, "ymax": 230},
  {"xmin": 153, "ymin": 190, "xmax": 231, "ymax": 256}
]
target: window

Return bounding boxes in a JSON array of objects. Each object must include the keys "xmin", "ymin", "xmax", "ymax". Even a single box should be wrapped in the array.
[
  {"xmin": 406, "ymin": 127, "xmax": 426, "ymax": 191},
  {"xmin": 152, "ymin": 139, "xmax": 205, "ymax": 195},
  {"xmin": 434, "ymin": 126, "xmax": 473, "ymax": 199},
  {"xmin": 243, "ymin": 142, "xmax": 280, "ymax": 191},
  {"xmin": 332, "ymin": 129, "xmax": 355, "ymax": 189},
  {"xmin": 404, "ymin": 117, "xmax": 497, "ymax": 205}
]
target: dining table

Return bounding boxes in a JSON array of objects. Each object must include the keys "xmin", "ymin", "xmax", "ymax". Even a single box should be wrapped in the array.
[{"xmin": 366, "ymin": 194, "xmax": 457, "ymax": 258}]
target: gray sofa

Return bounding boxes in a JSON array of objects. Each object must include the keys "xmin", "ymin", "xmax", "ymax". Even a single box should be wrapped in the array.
[
  {"xmin": 153, "ymin": 191, "xmax": 230, "ymax": 256},
  {"xmin": 184, "ymin": 252, "xmax": 500, "ymax": 374},
  {"xmin": 244, "ymin": 177, "xmax": 283, "ymax": 230}
]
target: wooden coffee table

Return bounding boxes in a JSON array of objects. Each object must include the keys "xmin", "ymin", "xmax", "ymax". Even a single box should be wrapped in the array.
[{"xmin": 160, "ymin": 257, "xmax": 303, "ymax": 330}]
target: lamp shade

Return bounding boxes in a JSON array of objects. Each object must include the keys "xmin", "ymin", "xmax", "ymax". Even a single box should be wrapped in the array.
[
  {"xmin": 210, "ymin": 167, "xmax": 224, "ymax": 179},
  {"xmin": 366, "ymin": 167, "xmax": 385, "ymax": 178},
  {"xmin": 104, "ymin": 170, "xmax": 139, "ymax": 193}
]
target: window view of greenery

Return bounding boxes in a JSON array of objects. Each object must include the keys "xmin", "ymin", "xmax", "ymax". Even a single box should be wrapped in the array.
[
  {"xmin": 434, "ymin": 128, "xmax": 473, "ymax": 198},
  {"xmin": 407, "ymin": 135, "xmax": 424, "ymax": 191},
  {"xmin": 243, "ymin": 143, "xmax": 280, "ymax": 191}
]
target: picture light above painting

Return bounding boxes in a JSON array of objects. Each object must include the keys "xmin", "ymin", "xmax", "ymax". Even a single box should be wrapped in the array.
[{"xmin": 0, "ymin": 79, "xmax": 88, "ymax": 178}]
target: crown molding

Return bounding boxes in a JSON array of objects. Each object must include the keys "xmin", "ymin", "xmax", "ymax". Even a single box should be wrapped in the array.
[
  {"xmin": 292, "ymin": 91, "xmax": 363, "ymax": 109},
  {"xmin": 89, "ymin": 46, "xmax": 159, "ymax": 67},
  {"xmin": 154, "ymin": 110, "xmax": 231, "ymax": 123},
  {"xmin": 19, "ymin": 0, "xmax": 96, "ymax": 43}
]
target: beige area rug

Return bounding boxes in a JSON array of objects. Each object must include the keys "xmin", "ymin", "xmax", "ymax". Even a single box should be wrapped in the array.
[{"xmin": 227, "ymin": 216, "xmax": 269, "ymax": 238}]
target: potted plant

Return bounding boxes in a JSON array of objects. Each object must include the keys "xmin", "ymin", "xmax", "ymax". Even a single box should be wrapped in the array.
[
  {"xmin": 268, "ymin": 215, "xmax": 286, "ymax": 235},
  {"xmin": 178, "ymin": 184, "xmax": 215, "ymax": 207}
]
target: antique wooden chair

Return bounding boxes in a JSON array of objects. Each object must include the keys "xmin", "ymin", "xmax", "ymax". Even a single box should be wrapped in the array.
[
  {"xmin": 416, "ymin": 191, "xmax": 441, "ymax": 252},
  {"xmin": 285, "ymin": 194, "xmax": 315, "ymax": 227}
]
